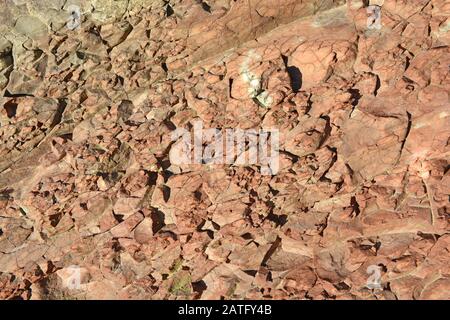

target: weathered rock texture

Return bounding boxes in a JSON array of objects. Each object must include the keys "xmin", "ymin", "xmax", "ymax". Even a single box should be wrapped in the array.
[{"xmin": 0, "ymin": 0, "xmax": 449, "ymax": 300}]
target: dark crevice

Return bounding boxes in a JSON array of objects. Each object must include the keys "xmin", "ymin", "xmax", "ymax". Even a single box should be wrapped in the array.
[
  {"xmin": 3, "ymin": 100, "xmax": 17, "ymax": 118},
  {"xmin": 396, "ymin": 111, "xmax": 412, "ymax": 165},
  {"xmin": 49, "ymin": 213, "xmax": 63, "ymax": 227},
  {"xmin": 350, "ymin": 196, "xmax": 360, "ymax": 216},
  {"xmin": 405, "ymin": 56, "xmax": 411, "ymax": 71},
  {"xmin": 163, "ymin": 118, "xmax": 176, "ymax": 130},
  {"xmin": 265, "ymin": 212, "xmax": 287, "ymax": 227},
  {"xmin": 162, "ymin": 185, "xmax": 171, "ymax": 202},
  {"xmin": 147, "ymin": 171, "xmax": 158, "ymax": 186},
  {"xmin": 279, "ymin": 150, "xmax": 299, "ymax": 163},
  {"xmin": 286, "ymin": 66, "xmax": 302, "ymax": 92},
  {"xmin": 156, "ymin": 155, "xmax": 172, "ymax": 171},
  {"xmin": 348, "ymin": 88, "xmax": 361, "ymax": 107},
  {"xmin": 166, "ymin": 4, "xmax": 174, "ymax": 17},
  {"xmin": 113, "ymin": 213, "xmax": 125, "ymax": 223},
  {"xmin": 200, "ymin": 1, "xmax": 211, "ymax": 13},
  {"xmin": 261, "ymin": 236, "xmax": 281, "ymax": 266},
  {"xmin": 281, "ymin": 54, "xmax": 302, "ymax": 92},
  {"xmin": 335, "ymin": 282, "xmax": 351, "ymax": 290},
  {"xmin": 305, "ymin": 94, "xmax": 313, "ymax": 114},
  {"xmin": 192, "ymin": 280, "xmax": 207, "ymax": 298},
  {"xmin": 194, "ymin": 190, "xmax": 202, "ymax": 201},
  {"xmin": 161, "ymin": 62, "xmax": 168, "ymax": 72},
  {"xmin": 50, "ymin": 99, "xmax": 67, "ymax": 128},
  {"xmin": 76, "ymin": 51, "xmax": 86, "ymax": 60},
  {"xmin": 345, "ymin": 163, "xmax": 355, "ymax": 179},
  {"xmin": 241, "ymin": 232, "xmax": 253, "ymax": 240},
  {"xmin": 318, "ymin": 115, "xmax": 332, "ymax": 148},
  {"xmin": 4, "ymin": 90, "xmax": 34, "ymax": 98},
  {"xmin": 151, "ymin": 208, "xmax": 165, "ymax": 234},
  {"xmin": 374, "ymin": 75, "xmax": 381, "ymax": 96}
]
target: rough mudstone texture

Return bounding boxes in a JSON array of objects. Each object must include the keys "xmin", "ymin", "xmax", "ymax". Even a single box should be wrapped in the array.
[{"xmin": 0, "ymin": 0, "xmax": 449, "ymax": 300}]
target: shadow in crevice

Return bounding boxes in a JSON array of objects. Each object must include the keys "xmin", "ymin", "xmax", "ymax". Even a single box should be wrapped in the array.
[
  {"xmin": 199, "ymin": 1, "xmax": 211, "ymax": 13},
  {"xmin": 281, "ymin": 54, "xmax": 302, "ymax": 92},
  {"xmin": 348, "ymin": 88, "xmax": 362, "ymax": 107},
  {"xmin": 286, "ymin": 66, "xmax": 302, "ymax": 92},
  {"xmin": 3, "ymin": 100, "xmax": 17, "ymax": 118},
  {"xmin": 192, "ymin": 280, "xmax": 207, "ymax": 298},
  {"xmin": 166, "ymin": 4, "xmax": 174, "ymax": 17},
  {"xmin": 151, "ymin": 209, "xmax": 166, "ymax": 234}
]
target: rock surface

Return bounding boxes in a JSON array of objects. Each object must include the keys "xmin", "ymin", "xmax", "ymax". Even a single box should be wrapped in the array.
[{"xmin": 0, "ymin": 0, "xmax": 449, "ymax": 300}]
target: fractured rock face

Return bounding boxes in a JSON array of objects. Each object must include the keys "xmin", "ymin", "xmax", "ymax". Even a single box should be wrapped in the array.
[{"xmin": 0, "ymin": 0, "xmax": 449, "ymax": 300}]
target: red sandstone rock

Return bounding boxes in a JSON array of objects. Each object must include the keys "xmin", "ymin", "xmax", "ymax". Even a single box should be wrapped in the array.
[{"xmin": 0, "ymin": 0, "xmax": 448, "ymax": 300}]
